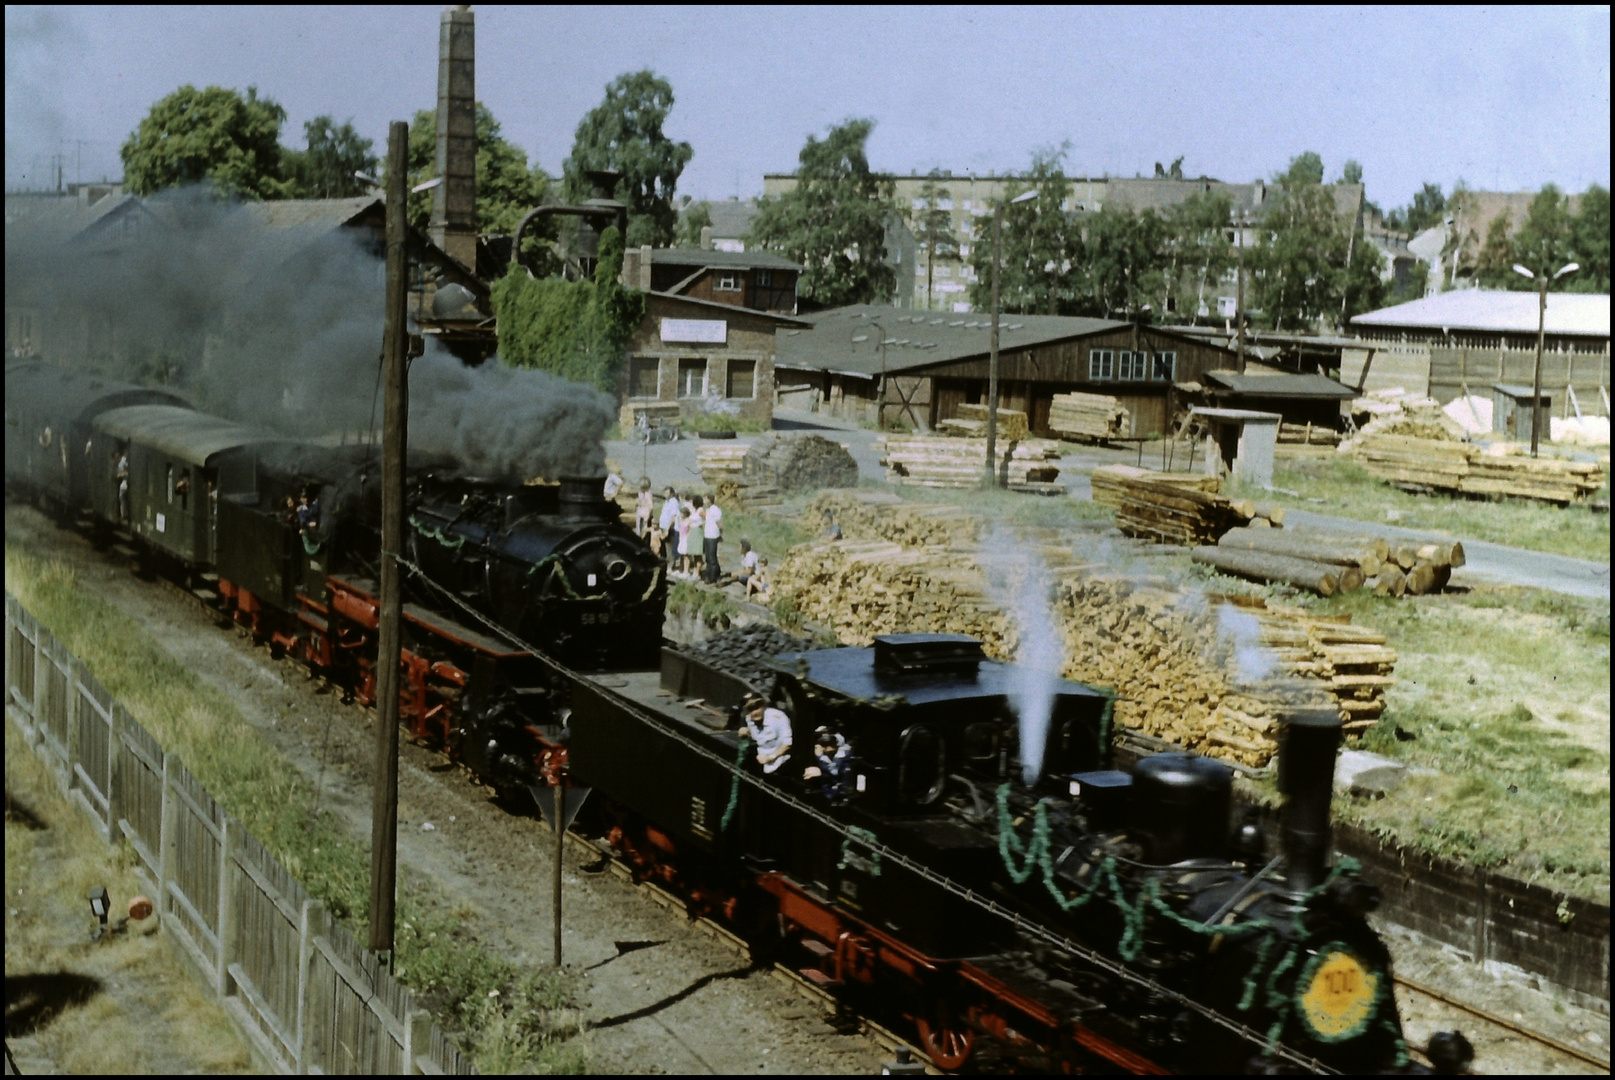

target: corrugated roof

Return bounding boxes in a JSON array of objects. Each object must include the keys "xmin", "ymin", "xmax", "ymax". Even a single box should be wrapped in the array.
[
  {"xmin": 651, "ymin": 247, "xmax": 802, "ymax": 271},
  {"xmin": 1204, "ymin": 371, "xmax": 1358, "ymax": 398},
  {"xmin": 775, "ymin": 304, "xmax": 1131, "ymax": 377},
  {"xmin": 1350, "ymin": 290, "xmax": 1611, "ymax": 338}
]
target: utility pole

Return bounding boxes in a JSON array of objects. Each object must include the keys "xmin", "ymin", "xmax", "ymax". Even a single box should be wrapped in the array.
[
  {"xmin": 1235, "ymin": 212, "xmax": 1247, "ymax": 373},
  {"xmin": 983, "ymin": 201, "xmax": 1002, "ymax": 489},
  {"xmin": 369, "ymin": 120, "xmax": 410, "ymax": 960},
  {"xmin": 1514, "ymin": 260, "xmax": 1578, "ymax": 458}
]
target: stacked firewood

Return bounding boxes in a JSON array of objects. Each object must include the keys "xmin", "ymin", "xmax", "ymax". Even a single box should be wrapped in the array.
[
  {"xmin": 1195, "ymin": 527, "xmax": 1464, "ymax": 596},
  {"xmin": 773, "ymin": 501, "xmax": 1400, "ymax": 769},
  {"xmin": 1089, "ymin": 465, "xmax": 1283, "ymax": 545},
  {"xmin": 804, "ymin": 490, "xmax": 979, "ymax": 547},
  {"xmin": 875, "ymin": 435, "xmax": 1061, "ymax": 488},
  {"xmin": 1048, "ymin": 392, "xmax": 1129, "ymax": 441},
  {"xmin": 937, "ymin": 404, "xmax": 1030, "ymax": 441},
  {"xmin": 1350, "ymin": 435, "xmax": 1603, "ymax": 504}
]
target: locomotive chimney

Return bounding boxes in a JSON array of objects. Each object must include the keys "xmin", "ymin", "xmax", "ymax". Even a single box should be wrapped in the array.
[
  {"xmin": 558, "ymin": 476, "xmax": 608, "ymax": 520},
  {"xmin": 1277, "ymin": 706, "xmax": 1343, "ymax": 894},
  {"xmin": 430, "ymin": 5, "xmax": 477, "ymax": 272}
]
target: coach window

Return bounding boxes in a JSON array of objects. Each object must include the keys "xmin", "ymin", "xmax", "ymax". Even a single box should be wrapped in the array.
[
  {"xmin": 726, "ymin": 360, "xmax": 756, "ymax": 399},
  {"xmin": 629, "ymin": 356, "xmax": 660, "ymax": 398},
  {"xmin": 678, "ymin": 358, "xmax": 707, "ymax": 398},
  {"xmin": 166, "ymin": 464, "xmax": 175, "ymax": 503}
]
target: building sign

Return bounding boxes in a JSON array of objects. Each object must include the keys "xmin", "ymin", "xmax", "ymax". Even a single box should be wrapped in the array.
[{"xmin": 660, "ymin": 318, "xmax": 727, "ymax": 344}]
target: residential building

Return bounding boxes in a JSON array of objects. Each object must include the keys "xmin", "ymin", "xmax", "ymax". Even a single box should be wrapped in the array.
[
  {"xmin": 773, "ymin": 304, "xmax": 1238, "ymax": 435},
  {"xmin": 679, "ymin": 197, "xmax": 761, "ymax": 252},
  {"xmin": 1346, "ymin": 290, "xmax": 1610, "ymax": 403},
  {"xmin": 1408, "ymin": 188, "xmax": 1585, "ymax": 295}
]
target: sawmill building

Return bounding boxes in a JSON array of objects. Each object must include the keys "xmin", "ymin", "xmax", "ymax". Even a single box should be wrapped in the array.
[{"xmin": 774, "ymin": 304, "xmax": 1240, "ymax": 435}]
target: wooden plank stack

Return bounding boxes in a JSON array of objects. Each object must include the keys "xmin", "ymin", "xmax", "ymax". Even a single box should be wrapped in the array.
[
  {"xmin": 1351, "ymin": 435, "xmax": 1603, "ymax": 504},
  {"xmin": 805, "ymin": 490, "xmax": 979, "ymax": 547},
  {"xmin": 772, "ymin": 498, "xmax": 1401, "ymax": 770},
  {"xmin": 1197, "ymin": 526, "xmax": 1463, "ymax": 597},
  {"xmin": 1048, "ymin": 392, "xmax": 1129, "ymax": 441},
  {"xmin": 875, "ymin": 435, "xmax": 1061, "ymax": 488},
  {"xmin": 696, "ymin": 442, "xmax": 750, "ymax": 487},
  {"xmin": 1089, "ymin": 465, "xmax": 1283, "ymax": 545},
  {"xmin": 938, "ymin": 405, "xmax": 1029, "ymax": 441}
]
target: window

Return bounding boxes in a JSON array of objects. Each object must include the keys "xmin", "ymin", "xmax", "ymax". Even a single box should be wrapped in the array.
[
  {"xmin": 1115, "ymin": 350, "xmax": 1139, "ymax": 381},
  {"xmin": 1152, "ymin": 351, "xmax": 1177, "ymax": 381},
  {"xmin": 937, "ymin": 198, "xmax": 953, "ymax": 211},
  {"xmin": 913, "ymin": 197, "xmax": 927, "ymax": 210},
  {"xmin": 1089, "ymin": 349, "xmax": 1114, "ymax": 380},
  {"xmin": 726, "ymin": 360, "xmax": 756, "ymax": 399},
  {"xmin": 715, "ymin": 273, "xmax": 740, "ymax": 292},
  {"xmin": 962, "ymin": 199, "xmax": 972, "ymax": 210},
  {"xmin": 1218, "ymin": 295, "xmax": 1237, "ymax": 317},
  {"xmin": 756, "ymin": 269, "xmax": 773, "ymax": 287},
  {"xmin": 629, "ymin": 356, "xmax": 660, "ymax": 398},
  {"xmin": 678, "ymin": 358, "xmax": 707, "ymax": 398},
  {"xmin": 936, "ymin": 266, "xmax": 952, "ymax": 278}
]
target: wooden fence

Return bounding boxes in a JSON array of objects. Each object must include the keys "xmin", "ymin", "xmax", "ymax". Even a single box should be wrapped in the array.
[{"xmin": 3, "ymin": 594, "xmax": 476, "ymax": 1075}]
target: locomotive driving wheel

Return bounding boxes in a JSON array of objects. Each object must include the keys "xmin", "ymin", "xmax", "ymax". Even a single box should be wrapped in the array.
[{"xmin": 914, "ymin": 1012, "xmax": 977, "ymax": 1071}]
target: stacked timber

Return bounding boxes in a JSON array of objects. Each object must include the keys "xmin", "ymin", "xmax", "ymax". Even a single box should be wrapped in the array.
[
  {"xmin": 875, "ymin": 435, "xmax": 1060, "ymax": 488},
  {"xmin": 1351, "ymin": 435, "xmax": 1603, "ymax": 503},
  {"xmin": 938, "ymin": 405, "xmax": 1030, "ymax": 441},
  {"xmin": 1278, "ymin": 422, "xmax": 1341, "ymax": 446},
  {"xmin": 804, "ymin": 490, "xmax": 979, "ymax": 547},
  {"xmin": 1089, "ymin": 465, "xmax": 1283, "ymax": 545},
  {"xmin": 696, "ymin": 442, "xmax": 750, "ymax": 487},
  {"xmin": 1048, "ymin": 392, "xmax": 1129, "ymax": 441},
  {"xmin": 1236, "ymin": 599, "xmax": 1398, "ymax": 736},
  {"xmin": 1199, "ymin": 526, "xmax": 1464, "ymax": 596}
]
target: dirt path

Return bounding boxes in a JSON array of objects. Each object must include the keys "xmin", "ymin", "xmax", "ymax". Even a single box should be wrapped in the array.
[{"xmin": 4, "ymin": 503, "xmax": 884, "ymax": 1074}]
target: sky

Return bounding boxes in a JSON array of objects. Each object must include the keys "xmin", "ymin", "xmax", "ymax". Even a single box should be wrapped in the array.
[{"xmin": 6, "ymin": 5, "xmax": 1610, "ymax": 211}]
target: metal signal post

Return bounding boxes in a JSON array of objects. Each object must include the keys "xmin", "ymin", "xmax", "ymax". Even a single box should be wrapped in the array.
[{"xmin": 369, "ymin": 120, "xmax": 410, "ymax": 958}]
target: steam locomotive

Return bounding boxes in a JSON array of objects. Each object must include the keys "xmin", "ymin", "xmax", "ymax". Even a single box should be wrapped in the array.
[{"xmin": 7, "ymin": 360, "xmax": 1462, "ymax": 1074}]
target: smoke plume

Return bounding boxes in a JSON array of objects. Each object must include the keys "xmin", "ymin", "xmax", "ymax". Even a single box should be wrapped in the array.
[
  {"xmin": 982, "ymin": 527, "xmax": 1065, "ymax": 786},
  {"xmin": 5, "ymin": 185, "xmax": 611, "ymax": 479}
]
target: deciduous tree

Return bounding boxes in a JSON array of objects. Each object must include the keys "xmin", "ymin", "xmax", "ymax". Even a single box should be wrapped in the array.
[
  {"xmin": 1251, "ymin": 182, "xmax": 1350, "ymax": 330},
  {"xmin": 286, "ymin": 116, "xmax": 377, "ymax": 200},
  {"xmin": 1569, "ymin": 184, "xmax": 1609, "ymax": 293},
  {"xmin": 676, "ymin": 201, "xmax": 712, "ymax": 248},
  {"xmin": 121, "ymin": 85, "xmax": 293, "ymax": 199},
  {"xmin": 563, "ymin": 70, "xmax": 694, "ymax": 249},
  {"xmin": 749, "ymin": 119, "xmax": 896, "ymax": 308},
  {"xmin": 405, "ymin": 102, "xmax": 549, "ymax": 236},
  {"xmin": 966, "ymin": 148, "xmax": 1080, "ymax": 315},
  {"xmin": 909, "ymin": 170, "xmax": 959, "ymax": 310}
]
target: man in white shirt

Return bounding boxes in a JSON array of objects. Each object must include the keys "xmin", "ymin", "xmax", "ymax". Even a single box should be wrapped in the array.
[
  {"xmin": 701, "ymin": 495, "xmax": 723, "ymax": 583},
  {"xmin": 603, "ymin": 468, "xmax": 625, "ymax": 500},
  {"xmin": 657, "ymin": 487, "xmax": 681, "ymax": 566},
  {"xmin": 730, "ymin": 539, "xmax": 758, "ymax": 587},
  {"xmin": 742, "ymin": 696, "xmax": 792, "ymax": 775}
]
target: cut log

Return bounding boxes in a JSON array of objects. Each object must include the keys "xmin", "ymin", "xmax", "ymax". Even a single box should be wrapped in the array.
[
  {"xmin": 1370, "ymin": 567, "xmax": 1407, "ymax": 596},
  {"xmin": 1191, "ymin": 546, "xmax": 1341, "ymax": 596},
  {"xmin": 1216, "ymin": 528, "xmax": 1385, "ymax": 573}
]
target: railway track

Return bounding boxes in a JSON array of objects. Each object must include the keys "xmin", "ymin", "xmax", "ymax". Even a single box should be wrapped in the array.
[{"xmin": 1393, "ymin": 975, "xmax": 1611, "ymax": 1074}]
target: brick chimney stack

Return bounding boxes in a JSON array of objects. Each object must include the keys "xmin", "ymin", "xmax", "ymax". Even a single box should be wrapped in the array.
[{"xmin": 430, "ymin": 6, "xmax": 477, "ymax": 271}]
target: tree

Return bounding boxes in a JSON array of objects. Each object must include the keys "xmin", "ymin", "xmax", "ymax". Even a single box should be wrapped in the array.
[
  {"xmin": 1080, "ymin": 205, "xmax": 1168, "ymax": 317},
  {"xmin": 405, "ymin": 102, "xmax": 549, "ymax": 236},
  {"xmin": 563, "ymin": 70, "xmax": 694, "ymax": 249},
  {"xmin": 1339, "ymin": 160, "xmax": 1364, "ymax": 186},
  {"xmin": 1473, "ymin": 215, "xmax": 1516, "ymax": 289},
  {"xmin": 1511, "ymin": 184, "xmax": 1575, "ymax": 281},
  {"xmin": 121, "ymin": 84, "xmax": 293, "ymax": 199},
  {"xmin": 1387, "ymin": 182, "xmax": 1446, "ymax": 235},
  {"xmin": 962, "ymin": 148, "xmax": 1082, "ymax": 315},
  {"xmin": 286, "ymin": 116, "xmax": 377, "ymax": 199},
  {"xmin": 1341, "ymin": 235, "xmax": 1387, "ymax": 321},
  {"xmin": 1277, "ymin": 151, "xmax": 1325, "ymax": 187},
  {"xmin": 1569, "ymin": 184, "xmax": 1609, "ymax": 293},
  {"xmin": 675, "ymin": 201, "xmax": 713, "ymax": 247},
  {"xmin": 1161, "ymin": 190, "xmax": 1234, "ymax": 322},
  {"xmin": 1251, "ymin": 182, "xmax": 1350, "ymax": 330},
  {"xmin": 749, "ymin": 119, "xmax": 896, "ymax": 308},
  {"xmin": 908, "ymin": 170, "xmax": 959, "ymax": 309}
]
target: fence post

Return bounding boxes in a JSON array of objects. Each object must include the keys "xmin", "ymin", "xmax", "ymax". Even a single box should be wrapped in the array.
[
  {"xmin": 32, "ymin": 624, "xmax": 49, "ymax": 733},
  {"xmin": 218, "ymin": 815, "xmax": 239, "ymax": 997},
  {"xmin": 158, "ymin": 752, "xmax": 175, "ymax": 909},
  {"xmin": 403, "ymin": 1009, "xmax": 430, "ymax": 1075},
  {"xmin": 296, "ymin": 899, "xmax": 326, "ymax": 1075},
  {"xmin": 107, "ymin": 705, "xmax": 125, "ymax": 837}
]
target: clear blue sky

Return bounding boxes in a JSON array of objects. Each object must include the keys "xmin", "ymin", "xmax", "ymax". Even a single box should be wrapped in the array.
[{"xmin": 6, "ymin": 5, "xmax": 1609, "ymax": 210}]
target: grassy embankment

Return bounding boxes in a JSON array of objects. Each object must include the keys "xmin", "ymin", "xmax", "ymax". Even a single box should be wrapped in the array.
[
  {"xmin": 6, "ymin": 719, "xmax": 253, "ymax": 1073},
  {"xmin": 1246, "ymin": 456, "xmax": 1611, "ymax": 562},
  {"xmin": 3, "ymin": 542, "xmax": 584, "ymax": 1074}
]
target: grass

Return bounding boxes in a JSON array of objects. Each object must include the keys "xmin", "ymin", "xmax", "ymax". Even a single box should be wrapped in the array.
[
  {"xmin": 1243, "ymin": 456, "xmax": 1611, "ymax": 562},
  {"xmin": 6, "ymin": 718, "xmax": 253, "ymax": 1073},
  {"xmin": 3, "ymin": 540, "xmax": 586, "ymax": 1073},
  {"xmin": 718, "ymin": 504, "xmax": 813, "ymax": 566},
  {"xmin": 1291, "ymin": 585, "xmax": 1610, "ymax": 902}
]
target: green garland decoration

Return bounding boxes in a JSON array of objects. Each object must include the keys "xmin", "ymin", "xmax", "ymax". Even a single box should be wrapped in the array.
[
  {"xmin": 409, "ymin": 514, "xmax": 467, "ymax": 551},
  {"xmin": 838, "ymin": 825, "xmax": 884, "ymax": 877},
  {"xmin": 301, "ymin": 531, "xmax": 322, "ymax": 555},
  {"xmin": 719, "ymin": 736, "xmax": 750, "ymax": 832}
]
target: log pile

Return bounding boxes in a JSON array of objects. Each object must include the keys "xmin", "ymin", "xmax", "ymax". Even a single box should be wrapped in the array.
[
  {"xmin": 938, "ymin": 405, "xmax": 1029, "ymax": 441},
  {"xmin": 1197, "ymin": 526, "xmax": 1463, "ymax": 597},
  {"xmin": 804, "ymin": 490, "xmax": 979, "ymax": 547},
  {"xmin": 1048, "ymin": 392, "xmax": 1129, "ymax": 441},
  {"xmin": 1350, "ymin": 435, "xmax": 1603, "ymax": 504},
  {"xmin": 875, "ymin": 435, "xmax": 1060, "ymax": 488},
  {"xmin": 772, "ymin": 498, "xmax": 1400, "ymax": 769},
  {"xmin": 1278, "ymin": 422, "xmax": 1341, "ymax": 446},
  {"xmin": 742, "ymin": 433, "xmax": 860, "ymax": 493},
  {"xmin": 1089, "ymin": 465, "xmax": 1283, "ymax": 545}
]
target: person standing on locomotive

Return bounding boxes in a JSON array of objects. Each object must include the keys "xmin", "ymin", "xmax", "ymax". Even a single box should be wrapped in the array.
[
  {"xmin": 741, "ymin": 695, "xmax": 792, "ymax": 775},
  {"xmin": 803, "ymin": 726, "xmax": 851, "ymax": 803}
]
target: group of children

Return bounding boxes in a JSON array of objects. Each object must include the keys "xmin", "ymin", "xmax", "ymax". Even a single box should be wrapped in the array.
[{"xmin": 629, "ymin": 478, "xmax": 770, "ymax": 599}]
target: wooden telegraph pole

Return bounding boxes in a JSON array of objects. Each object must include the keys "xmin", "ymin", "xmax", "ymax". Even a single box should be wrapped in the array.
[
  {"xmin": 983, "ymin": 200, "xmax": 1003, "ymax": 489},
  {"xmin": 369, "ymin": 120, "xmax": 409, "ymax": 959}
]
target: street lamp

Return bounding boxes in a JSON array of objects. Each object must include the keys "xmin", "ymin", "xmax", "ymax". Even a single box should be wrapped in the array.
[
  {"xmin": 1511, "ymin": 261, "xmax": 1579, "ymax": 457},
  {"xmin": 984, "ymin": 187, "xmax": 1040, "ymax": 489}
]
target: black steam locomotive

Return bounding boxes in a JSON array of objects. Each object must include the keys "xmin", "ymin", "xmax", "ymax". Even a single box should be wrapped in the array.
[{"xmin": 7, "ymin": 360, "xmax": 1458, "ymax": 1074}]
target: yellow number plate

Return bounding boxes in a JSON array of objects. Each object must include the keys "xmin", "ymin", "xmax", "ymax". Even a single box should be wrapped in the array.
[{"xmin": 1299, "ymin": 949, "xmax": 1379, "ymax": 1041}]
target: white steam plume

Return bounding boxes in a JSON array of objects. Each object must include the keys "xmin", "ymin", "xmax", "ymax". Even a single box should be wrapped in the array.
[{"xmin": 983, "ymin": 527, "xmax": 1065, "ymax": 786}]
